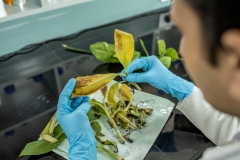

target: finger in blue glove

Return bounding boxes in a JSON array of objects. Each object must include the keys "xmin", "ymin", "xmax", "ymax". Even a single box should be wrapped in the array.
[
  {"xmin": 56, "ymin": 78, "xmax": 97, "ymax": 160},
  {"xmin": 121, "ymin": 56, "xmax": 194, "ymax": 101}
]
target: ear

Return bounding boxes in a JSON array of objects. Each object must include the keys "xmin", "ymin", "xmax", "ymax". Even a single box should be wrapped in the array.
[{"xmin": 221, "ymin": 29, "xmax": 240, "ymax": 101}]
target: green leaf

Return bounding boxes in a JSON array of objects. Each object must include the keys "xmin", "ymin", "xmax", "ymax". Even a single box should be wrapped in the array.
[
  {"xmin": 133, "ymin": 51, "xmax": 141, "ymax": 60},
  {"xmin": 91, "ymin": 121, "xmax": 102, "ymax": 135},
  {"xmin": 119, "ymin": 119, "xmax": 129, "ymax": 129},
  {"xmin": 90, "ymin": 42, "xmax": 140, "ymax": 63},
  {"xmin": 129, "ymin": 110, "xmax": 140, "ymax": 117},
  {"xmin": 90, "ymin": 99, "xmax": 107, "ymax": 116},
  {"xmin": 165, "ymin": 48, "xmax": 179, "ymax": 61},
  {"xmin": 138, "ymin": 110, "xmax": 147, "ymax": 126},
  {"xmin": 92, "ymin": 105, "xmax": 106, "ymax": 116},
  {"xmin": 19, "ymin": 133, "xmax": 66, "ymax": 157},
  {"xmin": 87, "ymin": 108, "xmax": 101, "ymax": 122},
  {"xmin": 130, "ymin": 106, "xmax": 138, "ymax": 113},
  {"xmin": 119, "ymin": 109, "xmax": 127, "ymax": 117},
  {"xmin": 90, "ymin": 42, "xmax": 119, "ymax": 63},
  {"xmin": 139, "ymin": 39, "xmax": 149, "ymax": 56},
  {"xmin": 129, "ymin": 106, "xmax": 140, "ymax": 117},
  {"xmin": 159, "ymin": 56, "xmax": 171, "ymax": 69},
  {"xmin": 157, "ymin": 40, "xmax": 166, "ymax": 57},
  {"xmin": 118, "ymin": 113, "xmax": 138, "ymax": 129}
]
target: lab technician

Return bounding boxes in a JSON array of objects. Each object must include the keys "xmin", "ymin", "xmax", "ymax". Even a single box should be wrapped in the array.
[{"xmin": 56, "ymin": 0, "xmax": 240, "ymax": 159}]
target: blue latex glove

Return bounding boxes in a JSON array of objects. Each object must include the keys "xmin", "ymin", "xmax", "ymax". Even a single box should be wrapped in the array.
[
  {"xmin": 56, "ymin": 78, "xmax": 97, "ymax": 160},
  {"xmin": 122, "ymin": 55, "xmax": 194, "ymax": 101}
]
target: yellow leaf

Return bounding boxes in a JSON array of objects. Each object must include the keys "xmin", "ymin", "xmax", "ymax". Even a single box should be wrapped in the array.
[
  {"xmin": 119, "ymin": 84, "xmax": 132, "ymax": 102},
  {"xmin": 40, "ymin": 135, "xmax": 58, "ymax": 143},
  {"xmin": 114, "ymin": 29, "xmax": 134, "ymax": 71},
  {"xmin": 107, "ymin": 83, "xmax": 119, "ymax": 108},
  {"xmin": 49, "ymin": 114, "xmax": 57, "ymax": 135},
  {"xmin": 71, "ymin": 73, "xmax": 118, "ymax": 98},
  {"xmin": 40, "ymin": 112, "xmax": 56, "ymax": 136}
]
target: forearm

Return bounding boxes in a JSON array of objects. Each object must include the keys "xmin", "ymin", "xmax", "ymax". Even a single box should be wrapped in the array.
[
  {"xmin": 68, "ymin": 133, "xmax": 97, "ymax": 160},
  {"xmin": 177, "ymin": 86, "xmax": 240, "ymax": 146}
]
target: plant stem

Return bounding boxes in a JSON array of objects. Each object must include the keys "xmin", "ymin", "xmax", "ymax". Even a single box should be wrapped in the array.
[
  {"xmin": 129, "ymin": 110, "xmax": 140, "ymax": 117},
  {"xmin": 124, "ymin": 100, "xmax": 132, "ymax": 112},
  {"xmin": 106, "ymin": 111, "xmax": 125, "ymax": 143},
  {"xmin": 118, "ymin": 114, "xmax": 138, "ymax": 129},
  {"xmin": 62, "ymin": 44, "xmax": 92, "ymax": 54},
  {"xmin": 94, "ymin": 132, "xmax": 105, "ymax": 143},
  {"xmin": 112, "ymin": 108, "xmax": 121, "ymax": 118},
  {"xmin": 139, "ymin": 39, "xmax": 149, "ymax": 57},
  {"xmin": 93, "ymin": 102, "xmax": 125, "ymax": 143},
  {"xmin": 103, "ymin": 96, "xmax": 107, "ymax": 109},
  {"xmin": 121, "ymin": 100, "xmax": 126, "ymax": 109},
  {"xmin": 97, "ymin": 141, "xmax": 124, "ymax": 160},
  {"xmin": 130, "ymin": 82, "xmax": 141, "ymax": 91}
]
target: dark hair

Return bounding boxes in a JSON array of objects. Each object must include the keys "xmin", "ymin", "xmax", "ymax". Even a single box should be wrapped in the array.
[{"xmin": 183, "ymin": 0, "xmax": 240, "ymax": 65}]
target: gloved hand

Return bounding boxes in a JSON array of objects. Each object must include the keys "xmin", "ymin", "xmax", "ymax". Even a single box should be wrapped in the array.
[
  {"xmin": 56, "ymin": 78, "xmax": 97, "ymax": 160},
  {"xmin": 122, "ymin": 55, "xmax": 194, "ymax": 101}
]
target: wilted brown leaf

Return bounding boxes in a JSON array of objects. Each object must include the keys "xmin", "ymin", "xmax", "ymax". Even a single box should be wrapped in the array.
[
  {"xmin": 137, "ymin": 107, "xmax": 153, "ymax": 115},
  {"xmin": 123, "ymin": 135, "xmax": 134, "ymax": 143},
  {"xmin": 101, "ymin": 86, "xmax": 108, "ymax": 97},
  {"xmin": 144, "ymin": 108, "xmax": 153, "ymax": 115},
  {"xmin": 114, "ymin": 29, "xmax": 134, "ymax": 71},
  {"xmin": 71, "ymin": 73, "xmax": 118, "ymax": 98}
]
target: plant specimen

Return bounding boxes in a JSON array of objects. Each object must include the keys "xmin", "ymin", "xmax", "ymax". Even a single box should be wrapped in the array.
[
  {"xmin": 63, "ymin": 36, "xmax": 181, "ymax": 69},
  {"xmin": 20, "ymin": 30, "xmax": 153, "ymax": 160}
]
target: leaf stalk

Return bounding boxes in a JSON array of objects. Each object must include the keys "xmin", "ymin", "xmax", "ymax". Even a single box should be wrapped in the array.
[
  {"xmin": 97, "ymin": 141, "xmax": 124, "ymax": 160},
  {"xmin": 118, "ymin": 114, "xmax": 138, "ymax": 129},
  {"xmin": 62, "ymin": 44, "xmax": 92, "ymax": 54},
  {"xmin": 92, "ymin": 102, "xmax": 125, "ymax": 143}
]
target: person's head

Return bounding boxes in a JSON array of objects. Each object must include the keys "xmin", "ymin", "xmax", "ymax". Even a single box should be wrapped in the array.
[{"xmin": 170, "ymin": 0, "xmax": 240, "ymax": 116}]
